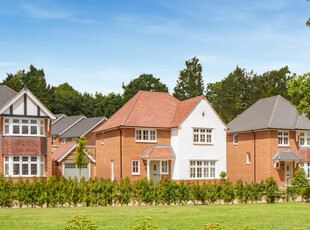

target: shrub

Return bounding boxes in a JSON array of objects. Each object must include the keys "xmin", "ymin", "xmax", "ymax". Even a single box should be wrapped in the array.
[
  {"xmin": 265, "ymin": 177, "xmax": 279, "ymax": 203},
  {"xmin": 64, "ymin": 214, "xmax": 97, "ymax": 230},
  {"xmin": 129, "ymin": 216, "xmax": 160, "ymax": 230}
]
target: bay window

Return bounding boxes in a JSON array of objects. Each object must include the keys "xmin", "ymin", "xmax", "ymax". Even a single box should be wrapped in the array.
[
  {"xmin": 4, "ymin": 118, "xmax": 44, "ymax": 136},
  {"xmin": 190, "ymin": 160, "xmax": 216, "ymax": 179},
  {"xmin": 3, "ymin": 155, "xmax": 45, "ymax": 177}
]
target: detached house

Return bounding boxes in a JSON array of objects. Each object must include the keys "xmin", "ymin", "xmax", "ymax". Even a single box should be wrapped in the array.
[
  {"xmin": 0, "ymin": 86, "xmax": 55, "ymax": 179},
  {"xmin": 93, "ymin": 91, "xmax": 226, "ymax": 182},
  {"xmin": 227, "ymin": 95, "xmax": 310, "ymax": 186},
  {"xmin": 52, "ymin": 116, "xmax": 106, "ymax": 179}
]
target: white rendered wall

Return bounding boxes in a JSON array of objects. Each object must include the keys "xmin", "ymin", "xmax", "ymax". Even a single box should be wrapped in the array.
[{"xmin": 170, "ymin": 99, "xmax": 226, "ymax": 180}]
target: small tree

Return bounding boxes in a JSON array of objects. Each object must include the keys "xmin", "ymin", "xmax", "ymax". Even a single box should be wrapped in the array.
[{"xmin": 74, "ymin": 137, "xmax": 90, "ymax": 181}]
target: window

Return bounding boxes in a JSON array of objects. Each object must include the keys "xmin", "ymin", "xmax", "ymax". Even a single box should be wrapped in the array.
[
  {"xmin": 72, "ymin": 138, "xmax": 77, "ymax": 142},
  {"xmin": 161, "ymin": 160, "xmax": 168, "ymax": 174},
  {"xmin": 101, "ymin": 133, "xmax": 104, "ymax": 144},
  {"xmin": 300, "ymin": 162, "xmax": 310, "ymax": 179},
  {"xmin": 193, "ymin": 128, "xmax": 212, "ymax": 144},
  {"xmin": 65, "ymin": 163, "xmax": 76, "ymax": 168},
  {"xmin": 189, "ymin": 160, "xmax": 216, "ymax": 179},
  {"xmin": 135, "ymin": 129, "xmax": 156, "ymax": 142},
  {"xmin": 233, "ymin": 135, "xmax": 238, "ymax": 145},
  {"xmin": 62, "ymin": 138, "xmax": 67, "ymax": 144},
  {"xmin": 3, "ymin": 118, "xmax": 44, "ymax": 136},
  {"xmin": 247, "ymin": 152, "xmax": 251, "ymax": 164},
  {"xmin": 131, "ymin": 160, "xmax": 140, "ymax": 175},
  {"xmin": 52, "ymin": 136, "xmax": 56, "ymax": 144},
  {"xmin": 299, "ymin": 132, "xmax": 310, "ymax": 147},
  {"xmin": 278, "ymin": 131, "xmax": 289, "ymax": 146},
  {"xmin": 3, "ymin": 155, "xmax": 44, "ymax": 177}
]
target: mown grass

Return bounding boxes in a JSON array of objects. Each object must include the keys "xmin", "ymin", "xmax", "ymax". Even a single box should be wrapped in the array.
[{"xmin": 0, "ymin": 202, "xmax": 309, "ymax": 229}]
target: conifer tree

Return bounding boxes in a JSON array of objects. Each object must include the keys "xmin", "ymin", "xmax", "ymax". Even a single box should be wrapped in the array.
[{"xmin": 173, "ymin": 57, "xmax": 205, "ymax": 100}]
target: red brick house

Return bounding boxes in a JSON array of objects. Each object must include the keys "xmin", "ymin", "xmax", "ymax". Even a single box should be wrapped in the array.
[
  {"xmin": 93, "ymin": 91, "xmax": 227, "ymax": 182},
  {"xmin": 0, "ymin": 86, "xmax": 55, "ymax": 179},
  {"xmin": 52, "ymin": 116, "xmax": 106, "ymax": 179},
  {"xmin": 227, "ymin": 95, "xmax": 309, "ymax": 186}
]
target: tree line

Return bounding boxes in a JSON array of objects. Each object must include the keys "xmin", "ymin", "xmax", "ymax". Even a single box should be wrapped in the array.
[{"xmin": 1, "ymin": 58, "xmax": 309, "ymax": 123}]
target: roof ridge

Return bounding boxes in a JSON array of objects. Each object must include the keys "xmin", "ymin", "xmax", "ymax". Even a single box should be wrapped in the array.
[
  {"xmin": 122, "ymin": 91, "xmax": 142, "ymax": 126},
  {"xmin": 267, "ymin": 95, "xmax": 280, "ymax": 128}
]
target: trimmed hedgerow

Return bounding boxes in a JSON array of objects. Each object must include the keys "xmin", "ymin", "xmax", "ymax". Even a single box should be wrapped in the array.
[{"xmin": 0, "ymin": 173, "xmax": 308, "ymax": 208}]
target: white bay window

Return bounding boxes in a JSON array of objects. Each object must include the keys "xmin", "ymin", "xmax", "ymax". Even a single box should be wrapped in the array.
[
  {"xmin": 299, "ymin": 132, "xmax": 310, "ymax": 147},
  {"xmin": 190, "ymin": 160, "xmax": 216, "ymax": 179},
  {"xmin": 3, "ymin": 155, "xmax": 45, "ymax": 177}
]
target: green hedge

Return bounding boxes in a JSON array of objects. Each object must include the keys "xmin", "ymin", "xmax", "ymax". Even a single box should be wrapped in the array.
[{"xmin": 0, "ymin": 174, "xmax": 309, "ymax": 208}]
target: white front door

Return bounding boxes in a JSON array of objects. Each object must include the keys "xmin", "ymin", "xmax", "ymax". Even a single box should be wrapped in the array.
[{"xmin": 285, "ymin": 162, "xmax": 293, "ymax": 186}]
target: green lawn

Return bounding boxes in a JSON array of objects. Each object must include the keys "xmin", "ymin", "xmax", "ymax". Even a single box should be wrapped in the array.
[{"xmin": 0, "ymin": 202, "xmax": 309, "ymax": 229}]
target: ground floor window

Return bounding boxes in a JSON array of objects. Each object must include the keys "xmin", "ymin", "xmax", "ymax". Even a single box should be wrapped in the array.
[
  {"xmin": 3, "ymin": 155, "xmax": 44, "ymax": 177},
  {"xmin": 190, "ymin": 160, "xmax": 216, "ymax": 179},
  {"xmin": 300, "ymin": 162, "xmax": 310, "ymax": 179},
  {"xmin": 161, "ymin": 160, "xmax": 168, "ymax": 174},
  {"xmin": 131, "ymin": 160, "xmax": 140, "ymax": 175}
]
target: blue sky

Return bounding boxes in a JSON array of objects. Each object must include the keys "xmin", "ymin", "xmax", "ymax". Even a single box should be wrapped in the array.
[{"xmin": 0, "ymin": 0, "xmax": 309, "ymax": 94}]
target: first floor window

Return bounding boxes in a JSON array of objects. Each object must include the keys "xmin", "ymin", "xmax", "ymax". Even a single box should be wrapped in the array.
[
  {"xmin": 299, "ymin": 132, "xmax": 310, "ymax": 147},
  {"xmin": 3, "ymin": 155, "xmax": 44, "ymax": 177},
  {"xmin": 300, "ymin": 162, "xmax": 310, "ymax": 179},
  {"xmin": 135, "ymin": 129, "xmax": 156, "ymax": 142},
  {"xmin": 62, "ymin": 138, "xmax": 67, "ymax": 144},
  {"xmin": 4, "ymin": 118, "xmax": 44, "ymax": 136},
  {"xmin": 193, "ymin": 128, "xmax": 212, "ymax": 144},
  {"xmin": 189, "ymin": 160, "xmax": 216, "ymax": 179},
  {"xmin": 247, "ymin": 152, "xmax": 251, "ymax": 164},
  {"xmin": 131, "ymin": 160, "xmax": 140, "ymax": 175},
  {"xmin": 161, "ymin": 160, "xmax": 168, "ymax": 174},
  {"xmin": 278, "ymin": 131, "xmax": 289, "ymax": 146},
  {"xmin": 233, "ymin": 135, "xmax": 238, "ymax": 145},
  {"xmin": 72, "ymin": 138, "xmax": 77, "ymax": 142}
]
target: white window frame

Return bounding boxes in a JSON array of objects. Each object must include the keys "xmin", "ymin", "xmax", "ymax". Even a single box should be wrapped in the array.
[
  {"xmin": 160, "ymin": 160, "xmax": 168, "ymax": 175},
  {"xmin": 189, "ymin": 160, "xmax": 216, "ymax": 179},
  {"xmin": 52, "ymin": 136, "xmax": 56, "ymax": 144},
  {"xmin": 299, "ymin": 132, "xmax": 310, "ymax": 147},
  {"xmin": 246, "ymin": 152, "xmax": 251, "ymax": 164},
  {"xmin": 135, "ymin": 129, "xmax": 156, "ymax": 142},
  {"xmin": 278, "ymin": 131, "xmax": 289, "ymax": 146},
  {"xmin": 72, "ymin": 138, "xmax": 77, "ymax": 143},
  {"xmin": 3, "ymin": 155, "xmax": 45, "ymax": 177},
  {"xmin": 233, "ymin": 135, "xmax": 238, "ymax": 145},
  {"xmin": 62, "ymin": 138, "xmax": 67, "ymax": 144},
  {"xmin": 131, "ymin": 160, "xmax": 140, "ymax": 175},
  {"xmin": 300, "ymin": 162, "xmax": 310, "ymax": 179},
  {"xmin": 3, "ymin": 118, "xmax": 45, "ymax": 137},
  {"xmin": 193, "ymin": 128, "xmax": 213, "ymax": 144}
]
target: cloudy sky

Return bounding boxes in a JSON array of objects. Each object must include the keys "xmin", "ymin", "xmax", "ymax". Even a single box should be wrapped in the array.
[{"xmin": 0, "ymin": 0, "xmax": 309, "ymax": 94}]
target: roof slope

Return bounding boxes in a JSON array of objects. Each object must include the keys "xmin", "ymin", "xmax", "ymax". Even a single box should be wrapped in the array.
[
  {"xmin": 93, "ymin": 91, "xmax": 206, "ymax": 132},
  {"xmin": 60, "ymin": 116, "xmax": 106, "ymax": 138},
  {"xmin": 141, "ymin": 145, "xmax": 175, "ymax": 159},
  {"xmin": 0, "ymin": 85, "xmax": 17, "ymax": 108},
  {"xmin": 52, "ymin": 115, "xmax": 85, "ymax": 135},
  {"xmin": 227, "ymin": 95, "xmax": 310, "ymax": 133},
  {"xmin": 52, "ymin": 142, "xmax": 76, "ymax": 161}
]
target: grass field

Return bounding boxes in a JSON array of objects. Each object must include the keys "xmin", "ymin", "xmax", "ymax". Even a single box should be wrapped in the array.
[{"xmin": 0, "ymin": 202, "xmax": 309, "ymax": 229}]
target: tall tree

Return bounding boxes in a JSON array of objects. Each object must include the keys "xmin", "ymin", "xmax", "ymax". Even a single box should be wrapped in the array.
[
  {"xmin": 93, "ymin": 92, "xmax": 123, "ymax": 118},
  {"xmin": 74, "ymin": 137, "xmax": 90, "ymax": 181},
  {"xmin": 81, "ymin": 92, "xmax": 96, "ymax": 117},
  {"xmin": 53, "ymin": 83, "xmax": 83, "ymax": 115},
  {"xmin": 173, "ymin": 57, "xmax": 204, "ymax": 101},
  {"xmin": 122, "ymin": 74, "xmax": 168, "ymax": 103},
  {"xmin": 288, "ymin": 72, "xmax": 310, "ymax": 119},
  {"xmin": 2, "ymin": 65, "xmax": 54, "ymax": 110}
]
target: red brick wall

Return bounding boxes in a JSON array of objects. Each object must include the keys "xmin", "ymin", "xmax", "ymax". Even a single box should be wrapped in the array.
[
  {"xmin": 95, "ymin": 128, "xmax": 171, "ymax": 181},
  {"xmin": 227, "ymin": 130, "xmax": 299, "ymax": 186},
  {"xmin": 0, "ymin": 117, "xmax": 3, "ymax": 175},
  {"xmin": 2, "ymin": 137, "xmax": 48, "ymax": 155}
]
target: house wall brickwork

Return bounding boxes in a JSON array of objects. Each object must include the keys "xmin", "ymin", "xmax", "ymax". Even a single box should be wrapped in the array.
[{"xmin": 227, "ymin": 130, "xmax": 299, "ymax": 186}]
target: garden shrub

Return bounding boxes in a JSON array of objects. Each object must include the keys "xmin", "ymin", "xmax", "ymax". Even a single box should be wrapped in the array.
[{"xmin": 265, "ymin": 177, "xmax": 279, "ymax": 203}]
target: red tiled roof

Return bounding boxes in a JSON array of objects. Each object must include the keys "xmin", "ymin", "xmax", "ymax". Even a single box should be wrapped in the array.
[
  {"xmin": 141, "ymin": 145, "xmax": 175, "ymax": 159},
  {"xmin": 93, "ymin": 91, "xmax": 205, "ymax": 132},
  {"xmin": 52, "ymin": 142, "xmax": 76, "ymax": 161}
]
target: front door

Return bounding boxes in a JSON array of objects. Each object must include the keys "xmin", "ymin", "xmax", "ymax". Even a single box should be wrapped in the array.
[
  {"xmin": 285, "ymin": 162, "xmax": 293, "ymax": 186},
  {"xmin": 150, "ymin": 161, "xmax": 160, "ymax": 184}
]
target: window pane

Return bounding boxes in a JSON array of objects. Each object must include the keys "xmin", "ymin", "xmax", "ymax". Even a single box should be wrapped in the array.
[
  {"xmin": 4, "ymin": 164, "xmax": 9, "ymax": 175},
  {"xmin": 22, "ymin": 120, "xmax": 28, "ymax": 124},
  {"xmin": 5, "ymin": 119, "xmax": 9, "ymax": 123},
  {"xmin": 4, "ymin": 156, "xmax": 9, "ymax": 161},
  {"xmin": 22, "ymin": 156, "xmax": 28, "ymax": 161},
  {"xmin": 22, "ymin": 164, "xmax": 29, "ymax": 175},
  {"xmin": 136, "ymin": 130, "xmax": 141, "ymax": 140},
  {"xmin": 40, "ymin": 164, "xmax": 44, "ymax": 176},
  {"xmin": 5, "ymin": 125, "xmax": 9, "ymax": 134},
  {"xmin": 31, "ymin": 164, "xmax": 37, "ymax": 175},
  {"xmin": 13, "ymin": 119, "xmax": 19, "ymax": 124},
  {"xmin": 40, "ymin": 126, "xmax": 44, "ymax": 135},
  {"xmin": 190, "ymin": 168, "xmax": 195, "ymax": 178},
  {"xmin": 197, "ymin": 168, "xmax": 202, "ymax": 178},
  {"xmin": 143, "ymin": 130, "xmax": 149, "ymax": 140},
  {"xmin": 204, "ymin": 168, "xmax": 209, "ymax": 178},
  {"xmin": 13, "ymin": 156, "xmax": 19, "ymax": 161},
  {"xmin": 22, "ymin": 126, "xmax": 28, "ymax": 134},
  {"xmin": 200, "ymin": 134, "xmax": 205, "ymax": 142},
  {"xmin": 31, "ymin": 126, "xmax": 37, "ymax": 134},
  {"xmin": 13, "ymin": 125, "xmax": 20, "ymax": 134},
  {"xmin": 31, "ymin": 120, "xmax": 37, "ymax": 124},
  {"xmin": 31, "ymin": 156, "xmax": 37, "ymax": 161},
  {"xmin": 13, "ymin": 164, "xmax": 20, "ymax": 175}
]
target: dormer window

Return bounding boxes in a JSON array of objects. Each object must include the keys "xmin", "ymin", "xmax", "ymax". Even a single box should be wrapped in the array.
[{"xmin": 135, "ymin": 129, "xmax": 156, "ymax": 142}]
